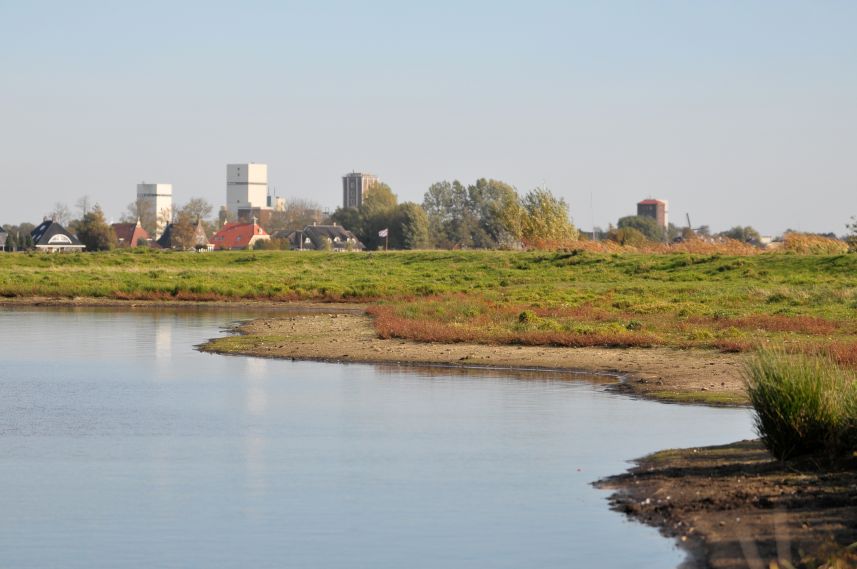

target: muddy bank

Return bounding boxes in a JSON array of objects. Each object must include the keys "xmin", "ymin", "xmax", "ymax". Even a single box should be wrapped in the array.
[
  {"xmin": 198, "ymin": 311, "xmax": 748, "ymax": 406},
  {"xmin": 598, "ymin": 442, "xmax": 857, "ymax": 569}
]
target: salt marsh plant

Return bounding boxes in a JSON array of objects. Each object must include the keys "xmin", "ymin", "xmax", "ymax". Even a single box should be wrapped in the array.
[{"xmin": 745, "ymin": 350, "xmax": 857, "ymax": 460}]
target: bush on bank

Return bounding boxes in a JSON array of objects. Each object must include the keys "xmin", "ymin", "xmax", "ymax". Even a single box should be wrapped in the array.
[{"xmin": 745, "ymin": 350, "xmax": 857, "ymax": 460}]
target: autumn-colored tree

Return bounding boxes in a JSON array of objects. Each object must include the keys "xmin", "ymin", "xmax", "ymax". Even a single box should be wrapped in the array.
[
  {"xmin": 520, "ymin": 188, "xmax": 578, "ymax": 247},
  {"xmin": 75, "ymin": 204, "xmax": 117, "ymax": 251}
]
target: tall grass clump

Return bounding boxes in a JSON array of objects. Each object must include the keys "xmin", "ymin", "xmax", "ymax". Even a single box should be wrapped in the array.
[{"xmin": 745, "ymin": 350, "xmax": 857, "ymax": 460}]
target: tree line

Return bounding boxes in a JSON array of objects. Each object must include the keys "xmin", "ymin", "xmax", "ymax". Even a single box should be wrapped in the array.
[
  {"xmin": 328, "ymin": 179, "xmax": 578, "ymax": 251},
  {"xmin": 6, "ymin": 186, "xmax": 856, "ymax": 252}
]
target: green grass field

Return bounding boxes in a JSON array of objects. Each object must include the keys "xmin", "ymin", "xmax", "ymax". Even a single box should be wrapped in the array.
[{"xmin": 1, "ymin": 249, "xmax": 855, "ymax": 363}]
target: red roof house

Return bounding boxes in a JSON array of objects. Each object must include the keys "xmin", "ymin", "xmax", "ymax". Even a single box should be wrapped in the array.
[
  {"xmin": 112, "ymin": 220, "xmax": 151, "ymax": 247},
  {"xmin": 210, "ymin": 221, "xmax": 270, "ymax": 251}
]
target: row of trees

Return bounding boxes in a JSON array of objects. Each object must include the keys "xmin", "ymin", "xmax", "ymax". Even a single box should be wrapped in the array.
[
  {"xmin": 12, "ymin": 188, "xmax": 855, "ymax": 253},
  {"xmin": 330, "ymin": 179, "xmax": 578, "ymax": 251}
]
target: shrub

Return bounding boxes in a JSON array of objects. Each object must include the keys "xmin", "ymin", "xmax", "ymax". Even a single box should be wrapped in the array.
[
  {"xmin": 744, "ymin": 350, "xmax": 857, "ymax": 460},
  {"xmin": 783, "ymin": 232, "xmax": 849, "ymax": 255}
]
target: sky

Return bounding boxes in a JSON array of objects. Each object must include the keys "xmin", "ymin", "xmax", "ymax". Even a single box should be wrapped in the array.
[{"xmin": 1, "ymin": 0, "xmax": 856, "ymax": 236}]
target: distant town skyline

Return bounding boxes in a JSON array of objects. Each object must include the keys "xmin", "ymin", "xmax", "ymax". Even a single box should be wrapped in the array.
[{"xmin": 2, "ymin": 1, "xmax": 856, "ymax": 236}]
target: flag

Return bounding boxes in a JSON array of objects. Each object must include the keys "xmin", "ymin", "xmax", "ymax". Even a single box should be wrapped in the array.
[{"xmin": 378, "ymin": 228, "xmax": 388, "ymax": 238}]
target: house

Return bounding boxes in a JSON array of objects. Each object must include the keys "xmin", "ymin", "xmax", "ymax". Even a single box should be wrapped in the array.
[
  {"xmin": 157, "ymin": 219, "xmax": 212, "ymax": 251},
  {"xmin": 30, "ymin": 220, "xmax": 85, "ymax": 252},
  {"xmin": 279, "ymin": 223, "xmax": 364, "ymax": 251},
  {"xmin": 210, "ymin": 220, "xmax": 270, "ymax": 251},
  {"xmin": 111, "ymin": 219, "xmax": 150, "ymax": 247},
  {"xmin": 0, "ymin": 226, "xmax": 7, "ymax": 251}
]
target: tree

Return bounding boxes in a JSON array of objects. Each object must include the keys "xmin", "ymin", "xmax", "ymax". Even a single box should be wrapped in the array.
[
  {"xmin": 718, "ymin": 226, "xmax": 762, "ymax": 246},
  {"xmin": 75, "ymin": 204, "xmax": 117, "ymax": 251},
  {"xmin": 847, "ymin": 216, "xmax": 857, "ymax": 252},
  {"xmin": 520, "ymin": 188, "xmax": 578, "ymax": 247},
  {"xmin": 75, "ymin": 195, "xmax": 92, "ymax": 217},
  {"xmin": 122, "ymin": 198, "xmax": 157, "ymax": 236},
  {"xmin": 606, "ymin": 226, "xmax": 647, "ymax": 247},
  {"xmin": 617, "ymin": 215, "xmax": 665, "ymax": 242},
  {"xmin": 266, "ymin": 199, "xmax": 326, "ymax": 234},
  {"xmin": 46, "ymin": 202, "xmax": 71, "ymax": 226},
  {"xmin": 356, "ymin": 182, "xmax": 398, "ymax": 250},
  {"xmin": 422, "ymin": 179, "xmax": 522, "ymax": 249},
  {"xmin": 217, "ymin": 206, "xmax": 235, "ymax": 228},
  {"xmin": 169, "ymin": 210, "xmax": 197, "ymax": 251},
  {"xmin": 468, "ymin": 178, "xmax": 522, "ymax": 248},
  {"xmin": 423, "ymin": 181, "xmax": 461, "ymax": 248},
  {"xmin": 181, "ymin": 197, "xmax": 213, "ymax": 223},
  {"xmin": 3, "ymin": 223, "xmax": 35, "ymax": 251},
  {"xmin": 330, "ymin": 207, "xmax": 361, "ymax": 234},
  {"xmin": 394, "ymin": 202, "xmax": 430, "ymax": 249}
]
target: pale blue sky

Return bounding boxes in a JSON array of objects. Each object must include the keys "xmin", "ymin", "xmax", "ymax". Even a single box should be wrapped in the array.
[{"xmin": 2, "ymin": 1, "xmax": 856, "ymax": 235}]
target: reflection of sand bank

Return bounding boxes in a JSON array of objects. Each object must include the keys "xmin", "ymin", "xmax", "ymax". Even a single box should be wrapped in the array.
[
  {"xmin": 244, "ymin": 435, "xmax": 268, "ymax": 496},
  {"xmin": 245, "ymin": 383, "xmax": 268, "ymax": 416},
  {"xmin": 154, "ymin": 314, "xmax": 172, "ymax": 361}
]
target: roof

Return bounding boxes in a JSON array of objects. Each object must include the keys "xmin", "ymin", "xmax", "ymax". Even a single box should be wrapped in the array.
[
  {"xmin": 638, "ymin": 199, "xmax": 667, "ymax": 206},
  {"xmin": 30, "ymin": 220, "xmax": 83, "ymax": 248},
  {"xmin": 157, "ymin": 219, "xmax": 209, "ymax": 250},
  {"xmin": 285, "ymin": 224, "xmax": 364, "ymax": 250},
  {"xmin": 211, "ymin": 221, "xmax": 269, "ymax": 250},
  {"xmin": 112, "ymin": 221, "xmax": 150, "ymax": 246}
]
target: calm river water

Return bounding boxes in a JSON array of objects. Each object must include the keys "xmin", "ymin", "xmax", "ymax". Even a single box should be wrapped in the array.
[{"xmin": 0, "ymin": 308, "xmax": 753, "ymax": 568}]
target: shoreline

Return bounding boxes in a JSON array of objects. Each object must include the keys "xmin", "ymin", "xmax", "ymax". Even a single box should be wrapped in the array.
[
  {"xmin": 7, "ymin": 297, "xmax": 856, "ymax": 566},
  {"xmin": 2, "ymin": 296, "xmax": 749, "ymax": 406},
  {"xmin": 597, "ymin": 442, "xmax": 857, "ymax": 569},
  {"xmin": 197, "ymin": 309, "xmax": 750, "ymax": 407}
]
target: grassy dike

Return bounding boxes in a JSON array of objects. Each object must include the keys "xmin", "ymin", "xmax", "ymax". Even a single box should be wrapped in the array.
[{"xmin": 2, "ymin": 248, "xmax": 855, "ymax": 360}]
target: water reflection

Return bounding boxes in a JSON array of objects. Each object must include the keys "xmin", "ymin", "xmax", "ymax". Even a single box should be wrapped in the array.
[{"xmin": 0, "ymin": 307, "xmax": 754, "ymax": 569}]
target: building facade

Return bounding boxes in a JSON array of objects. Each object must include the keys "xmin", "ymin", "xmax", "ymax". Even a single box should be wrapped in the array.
[
  {"xmin": 227, "ymin": 163, "xmax": 268, "ymax": 218},
  {"xmin": 211, "ymin": 220, "xmax": 270, "ymax": 251},
  {"xmin": 31, "ymin": 220, "xmax": 85, "ymax": 252},
  {"xmin": 342, "ymin": 172, "xmax": 379, "ymax": 209},
  {"xmin": 137, "ymin": 183, "xmax": 173, "ymax": 239},
  {"xmin": 637, "ymin": 199, "xmax": 669, "ymax": 229}
]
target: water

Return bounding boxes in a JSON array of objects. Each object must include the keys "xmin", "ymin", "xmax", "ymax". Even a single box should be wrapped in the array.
[{"xmin": 0, "ymin": 308, "xmax": 754, "ymax": 568}]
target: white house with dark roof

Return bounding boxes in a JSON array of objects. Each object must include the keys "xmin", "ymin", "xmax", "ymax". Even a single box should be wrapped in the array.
[
  {"xmin": 278, "ymin": 224, "xmax": 364, "ymax": 251},
  {"xmin": 31, "ymin": 220, "xmax": 85, "ymax": 252}
]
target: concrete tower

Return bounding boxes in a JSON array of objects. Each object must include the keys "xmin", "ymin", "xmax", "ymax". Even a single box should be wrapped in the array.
[
  {"xmin": 342, "ymin": 172, "xmax": 379, "ymax": 209},
  {"xmin": 226, "ymin": 163, "xmax": 268, "ymax": 217},
  {"xmin": 136, "ymin": 183, "xmax": 173, "ymax": 239}
]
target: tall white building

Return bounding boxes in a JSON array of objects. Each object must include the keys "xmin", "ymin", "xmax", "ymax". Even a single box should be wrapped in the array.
[
  {"xmin": 226, "ymin": 163, "xmax": 268, "ymax": 217},
  {"xmin": 342, "ymin": 172, "xmax": 379, "ymax": 209},
  {"xmin": 136, "ymin": 183, "xmax": 173, "ymax": 239}
]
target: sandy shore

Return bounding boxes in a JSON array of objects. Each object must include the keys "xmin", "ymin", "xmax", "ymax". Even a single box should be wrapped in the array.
[
  {"xmin": 198, "ymin": 310, "xmax": 749, "ymax": 406},
  {"xmin": 3, "ymin": 296, "xmax": 747, "ymax": 404}
]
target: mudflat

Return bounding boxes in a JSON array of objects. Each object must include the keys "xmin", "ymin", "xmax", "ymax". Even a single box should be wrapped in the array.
[
  {"xmin": 597, "ymin": 441, "xmax": 857, "ymax": 569},
  {"xmin": 199, "ymin": 310, "xmax": 748, "ymax": 405}
]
